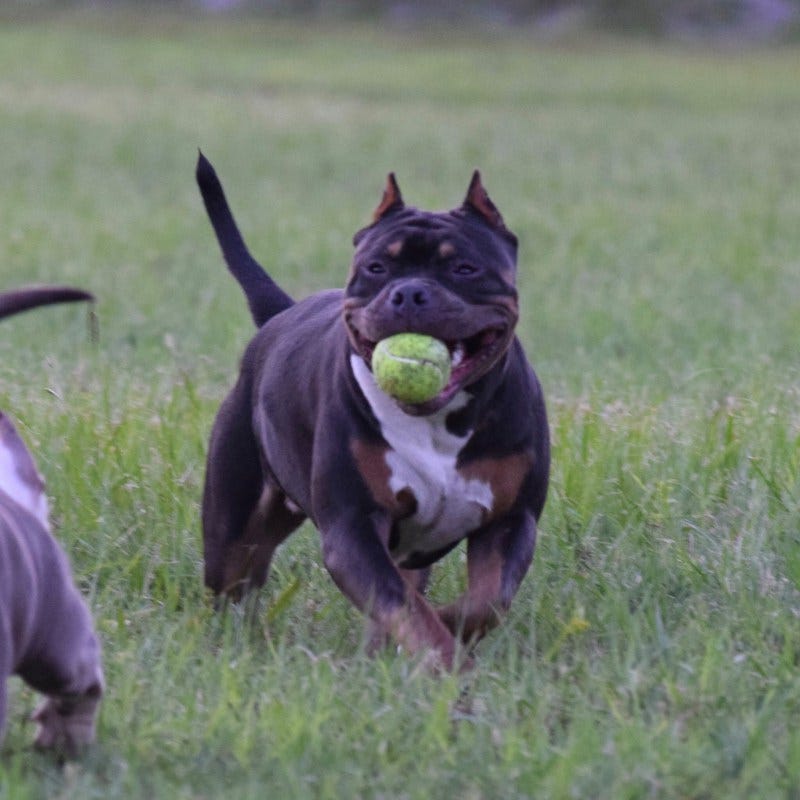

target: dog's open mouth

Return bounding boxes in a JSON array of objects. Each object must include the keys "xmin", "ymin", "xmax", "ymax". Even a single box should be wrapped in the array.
[{"xmin": 349, "ymin": 323, "xmax": 510, "ymax": 413}]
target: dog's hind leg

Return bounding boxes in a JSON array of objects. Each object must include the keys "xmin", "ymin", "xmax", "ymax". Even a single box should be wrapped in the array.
[
  {"xmin": 202, "ymin": 381, "xmax": 305, "ymax": 601},
  {"xmin": 220, "ymin": 481, "xmax": 306, "ymax": 602}
]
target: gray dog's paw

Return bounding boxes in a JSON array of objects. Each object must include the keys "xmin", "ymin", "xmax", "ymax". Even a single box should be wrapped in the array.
[{"xmin": 31, "ymin": 691, "xmax": 100, "ymax": 756}]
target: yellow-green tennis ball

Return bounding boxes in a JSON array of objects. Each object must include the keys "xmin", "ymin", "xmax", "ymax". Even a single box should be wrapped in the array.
[{"xmin": 372, "ymin": 333, "xmax": 451, "ymax": 404}]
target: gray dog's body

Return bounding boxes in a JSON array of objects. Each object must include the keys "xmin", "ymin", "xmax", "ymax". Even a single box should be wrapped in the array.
[{"xmin": 0, "ymin": 287, "xmax": 103, "ymax": 753}]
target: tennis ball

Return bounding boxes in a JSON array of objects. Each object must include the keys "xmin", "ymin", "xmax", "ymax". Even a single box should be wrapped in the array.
[{"xmin": 372, "ymin": 333, "xmax": 451, "ymax": 404}]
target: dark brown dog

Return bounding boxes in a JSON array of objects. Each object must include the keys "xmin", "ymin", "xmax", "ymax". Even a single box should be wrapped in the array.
[
  {"xmin": 0, "ymin": 287, "xmax": 103, "ymax": 753},
  {"xmin": 197, "ymin": 155, "xmax": 550, "ymax": 669}
]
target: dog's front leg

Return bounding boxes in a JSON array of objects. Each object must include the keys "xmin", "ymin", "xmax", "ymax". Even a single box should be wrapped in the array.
[
  {"xmin": 438, "ymin": 509, "xmax": 537, "ymax": 645},
  {"xmin": 20, "ymin": 584, "xmax": 104, "ymax": 754},
  {"xmin": 320, "ymin": 512, "xmax": 458, "ymax": 670}
]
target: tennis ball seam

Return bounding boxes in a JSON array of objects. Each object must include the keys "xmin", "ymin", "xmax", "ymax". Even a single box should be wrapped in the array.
[{"xmin": 385, "ymin": 355, "xmax": 447, "ymax": 368}]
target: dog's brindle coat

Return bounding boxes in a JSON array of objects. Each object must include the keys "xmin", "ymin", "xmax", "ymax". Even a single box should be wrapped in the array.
[
  {"xmin": 197, "ymin": 155, "xmax": 549, "ymax": 669},
  {"xmin": 0, "ymin": 287, "xmax": 103, "ymax": 753}
]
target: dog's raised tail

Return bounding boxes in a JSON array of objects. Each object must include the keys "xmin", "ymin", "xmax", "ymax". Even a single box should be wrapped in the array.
[
  {"xmin": 196, "ymin": 151, "xmax": 294, "ymax": 328},
  {"xmin": 0, "ymin": 286, "xmax": 94, "ymax": 321}
]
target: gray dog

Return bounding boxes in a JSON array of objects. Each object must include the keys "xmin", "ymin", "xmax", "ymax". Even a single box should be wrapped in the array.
[{"xmin": 0, "ymin": 287, "xmax": 103, "ymax": 754}]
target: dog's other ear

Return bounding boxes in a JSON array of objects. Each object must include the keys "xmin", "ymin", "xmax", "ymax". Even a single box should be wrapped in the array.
[
  {"xmin": 372, "ymin": 173, "xmax": 404, "ymax": 223},
  {"xmin": 462, "ymin": 170, "xmax": 505, "ymax": 229},
  {"xmin": 461, "ymin": 170, "xmax": 517, "ymax": 247}
]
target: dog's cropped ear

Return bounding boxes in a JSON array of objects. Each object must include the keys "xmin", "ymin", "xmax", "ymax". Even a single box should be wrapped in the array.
[
  {"xmin": 461, "ymin": 170, "xmax": 517, "ymax": 247},
  {"xmin": 372, "ymin": 173, "xmax": 405, "ymax": 223},
  {"xmin": 353, "ymin": 173, "xmax": 406, "ymax": 247}
]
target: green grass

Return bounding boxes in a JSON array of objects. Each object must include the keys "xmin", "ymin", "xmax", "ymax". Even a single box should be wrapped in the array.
[{"xmin": 1, "ymin": 9, "xmax": 800, "ymax": 798}]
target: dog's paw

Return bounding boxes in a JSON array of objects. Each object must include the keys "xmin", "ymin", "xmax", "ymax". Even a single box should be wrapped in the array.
[
  {"xmin": 31, "ymin": 691, "xmax": 100, "ymax": 756},
  {"xmin": 364, "ymin": 620, "xmax": 392, "ymax": 656}
]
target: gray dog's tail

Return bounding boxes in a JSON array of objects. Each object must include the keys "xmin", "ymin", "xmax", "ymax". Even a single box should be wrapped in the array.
[
  {"xmin": 0, "ymin": 286, "xmax": 94, "ymax": 321},
  {"xmin": 195, "ymin": 151, "xmax": 294, "ymax": 328}
]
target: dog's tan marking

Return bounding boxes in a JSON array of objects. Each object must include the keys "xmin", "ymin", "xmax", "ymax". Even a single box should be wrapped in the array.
[
  {"xmin": 351, "ymin": 438, "xmax": 416, "ymax": 518},
  {"xmin": 459, "ymin": 453, "xmax": 531, "ymax": 520},
  {"xmin": 490, "ymin": 293, "xmax": 519, "ymax": 316},
  {"xmin": 438, "ymin": 544, "xmax": 506, "ymax": 642},
  {"xmin": 386, "ymin": 239, "xmax": 404, "ymax": 259},
  {"xmin": 438, "ymin": 242, "xmax": 455, "ymax": 259}
]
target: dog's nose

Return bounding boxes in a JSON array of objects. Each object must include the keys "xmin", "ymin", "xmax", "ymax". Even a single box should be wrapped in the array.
[{"xmin": 390, "ymin": 281, "xmax": 430, "ymax": 309}]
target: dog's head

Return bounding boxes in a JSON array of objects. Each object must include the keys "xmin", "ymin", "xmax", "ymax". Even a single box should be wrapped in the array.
[{"xmin": 343, "ymin": 172, "xmax": 519, "ymax": 414}]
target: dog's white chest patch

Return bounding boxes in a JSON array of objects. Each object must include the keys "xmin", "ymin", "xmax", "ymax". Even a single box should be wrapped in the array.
[
  {"xmin": 0, "ymin": 415, "xmax": 50, "ymax": 528},
  {"xmin": 351, "ymin": 356, "xmax": 493, "ymax": 559}
]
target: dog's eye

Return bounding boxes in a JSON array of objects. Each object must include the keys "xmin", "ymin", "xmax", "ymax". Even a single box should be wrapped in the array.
[
  {"xmin": 365, "ymin": 262, "xmax": 386, "ymax": 275},
  {"xmin": 453, "ymin": 263, "xmax": 478, "ymax": 276}
]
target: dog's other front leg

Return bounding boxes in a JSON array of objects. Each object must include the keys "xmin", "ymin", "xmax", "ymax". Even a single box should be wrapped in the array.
[
  {"xmin": 364, "ymin": 566, "xmax": 431, "ymax": 655},
  {"xmin": 320, "ymin": 514, "xmax": 458, "ymax": 670},
  {"xmin": 438, "ymin": 510, "xmax": 537, "ymax": 645}
]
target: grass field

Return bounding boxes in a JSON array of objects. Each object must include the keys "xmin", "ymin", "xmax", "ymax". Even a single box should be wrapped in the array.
[{"xmin": 1, "ymin": 9, "xmax": 800, "ymax": 798}]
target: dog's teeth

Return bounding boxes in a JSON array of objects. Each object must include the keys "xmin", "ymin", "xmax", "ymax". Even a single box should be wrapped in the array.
[{"xmin": 451, "ymin": 343, "xmax": 465, "ymax": 368}]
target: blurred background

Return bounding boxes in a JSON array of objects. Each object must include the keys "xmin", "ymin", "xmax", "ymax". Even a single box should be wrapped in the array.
[
  {"xmin": 1, "ymin": 1, "xmax": 800, "ymax": 797},
  {"xmin": 4, "ymin": 0, "xmax": 800, "ymax": 40}
]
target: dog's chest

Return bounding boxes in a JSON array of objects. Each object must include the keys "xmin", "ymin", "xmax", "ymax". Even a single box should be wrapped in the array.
[{"xmin": 351, "ymin": 357, "xmax": 492, "ymax": 560}]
